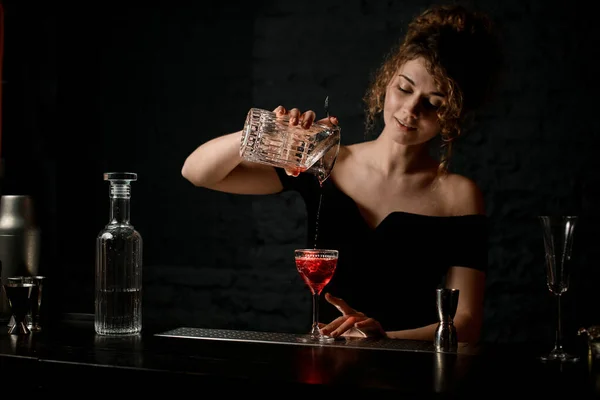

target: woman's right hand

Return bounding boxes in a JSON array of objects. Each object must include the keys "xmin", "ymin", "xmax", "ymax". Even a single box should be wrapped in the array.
[
  {"xmin": 273, "ymin": 105, "xmax": 339, "ymax": 177},
  {"xmin": 319, "ymin": 293, "xmax": 387, "ymax": 339}
]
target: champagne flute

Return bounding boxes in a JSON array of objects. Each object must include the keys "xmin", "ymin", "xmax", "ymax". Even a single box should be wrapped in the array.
[
  {"xmin": 295, "ymin": 249, "xmax": 338, "ymax": 343},
  {"xmin": 538, "ymin": 215, "xmax": 579, "ymax": 362}
]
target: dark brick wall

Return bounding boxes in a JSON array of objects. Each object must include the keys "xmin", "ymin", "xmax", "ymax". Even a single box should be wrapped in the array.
[{"xmin": 2, "ymin": 0, "xmax": 598, "ymax": 344}]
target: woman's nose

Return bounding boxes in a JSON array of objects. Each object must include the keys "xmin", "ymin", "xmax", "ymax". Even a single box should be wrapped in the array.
[{"xmin": 402, "ymin": 95, "xmax": 420, "ymax": 117}]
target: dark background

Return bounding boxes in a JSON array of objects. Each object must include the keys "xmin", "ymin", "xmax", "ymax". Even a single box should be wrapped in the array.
[{"xmin": 1, "ymin": 0, "xmax": 599, "ymax": 345}]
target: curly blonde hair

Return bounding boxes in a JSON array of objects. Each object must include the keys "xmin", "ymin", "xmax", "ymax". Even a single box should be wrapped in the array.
[{"xmin": 363, "ymin": 4, "xmax": 503, "ymax": 174}]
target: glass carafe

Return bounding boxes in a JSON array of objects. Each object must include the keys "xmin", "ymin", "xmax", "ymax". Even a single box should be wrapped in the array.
[{"xmin": 95, "ymin": 172, "xmax": 143, "ymax": 335}]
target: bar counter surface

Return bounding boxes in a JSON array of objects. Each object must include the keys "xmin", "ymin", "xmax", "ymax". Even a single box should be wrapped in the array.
[{"xmin": 0, "ymin": 314, "xmax": 598, "ymax": 398}]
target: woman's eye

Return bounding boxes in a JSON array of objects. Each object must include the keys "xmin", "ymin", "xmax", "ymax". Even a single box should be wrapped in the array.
[
  {"xmin": 422, "ymin": 98, "xmax": 442, "ymax": 111},
  {"xmin": 398, "ymin": 86, "xmax": 410, "ymax": 93}
]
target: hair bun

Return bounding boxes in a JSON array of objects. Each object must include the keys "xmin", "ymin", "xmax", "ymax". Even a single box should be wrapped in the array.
[{"xmin": 406, "ymin": 4, "xmax": 504, "ymax": 112}]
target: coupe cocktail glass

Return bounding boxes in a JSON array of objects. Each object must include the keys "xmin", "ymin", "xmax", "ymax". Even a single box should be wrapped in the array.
[
  {"xmin": 295, "ymin": 249, "xmax": 338, "ymax": 343},
  {"xmin": 538, "ymin": 215, "xmax": 579, "ymax": 362}
]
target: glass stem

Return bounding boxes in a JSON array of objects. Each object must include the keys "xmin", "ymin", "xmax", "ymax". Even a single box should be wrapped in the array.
[
  {"xmin": 555, "ymin": 294, "xmax": 564, "ymax": 352},
  {"xmin": 311, "ymin": 293, "xmax": 320, "ymax": 337}
]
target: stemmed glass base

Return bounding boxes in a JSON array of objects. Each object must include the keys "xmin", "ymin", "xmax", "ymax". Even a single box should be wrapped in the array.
[
  {"xmin": 297, "ymin": 293, "xmax": 336, "ymax": 344},
  {"xmin": 538, "ymin": 294, "xmax": 580, "ymax": 363},
  {"xmin": 297, "ymin": 334, "xmax": 336, "ymax": 344},
  {"xmin": 539, "ymin": 348, "xmax": 579, "ymax": 363},
  {"xmin": 297, "ymin": 324, "xmax": 336, "ymax": 344}
]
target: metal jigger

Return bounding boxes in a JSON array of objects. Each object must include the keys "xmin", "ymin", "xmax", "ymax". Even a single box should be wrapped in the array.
[
  {"xmin": 3, "ymin": 282, "xmax": 34, "ymax": 335},
  {"xmin": 434, "ymin": 288, "xmax": 459, "ymax": 352}
]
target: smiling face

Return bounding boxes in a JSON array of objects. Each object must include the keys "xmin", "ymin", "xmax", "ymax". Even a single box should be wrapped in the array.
[{"xmin": 382, "ymin": 57, "xmax": 445, "ymax": 146}]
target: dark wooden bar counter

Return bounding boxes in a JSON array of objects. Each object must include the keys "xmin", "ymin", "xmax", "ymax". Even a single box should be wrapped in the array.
[{"xmin": 1, "ymin": 314, "xmax": 598, "ymax": 398}]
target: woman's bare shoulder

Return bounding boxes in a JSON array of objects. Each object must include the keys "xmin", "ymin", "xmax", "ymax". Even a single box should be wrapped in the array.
[
  {"xmin": 335, "ymin": 142, "xmax": 371, "ymax": 167},
  {"xmin": 331, "ymin": 142, "xmax": 374, "ymax": 186},
  {"xmin": 341, "ymin": 141, "xmax": 370, "ymax": 155},
  {"xmin": 438, "ymin": 173, "xmax": 486, "ymax": 216}
]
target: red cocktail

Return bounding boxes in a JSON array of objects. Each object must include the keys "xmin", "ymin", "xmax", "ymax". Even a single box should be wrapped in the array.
[{"xmin": 295, "ymin": 249, "xmax": 338, "ymax": 343}]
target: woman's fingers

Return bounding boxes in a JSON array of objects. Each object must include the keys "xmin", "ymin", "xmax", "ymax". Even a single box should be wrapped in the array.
[
  {"xmin": 299, "ymin": 110, "xmax": 316, "ymax": 128},
  {"xmin": 355, "ymin": 318, "xmax": 387, "ymax": 337},
  {"xmin": 324, "ymin": 292, "xmax": 359, "ymax": 316},
  {"xmin": 328, "ymin": 315, "xmax": 359, "ymax": 337},
  {"xmin": 320, "ymin": 316, "xmax": 348, "ymax": 335},
  {"xmin": 271, "ymin": 106, "xmax": 329, "ymax": 130},
  {"xmin": 288, "ymin": 108, "xmax": 301, "ymax": 126},
  {"xmin": 316, "ymin": 115, "xmax": 338, "ymax": 127},
  {"xmin": 272, "ymin": 106, "xmax": 320, "ymax": 126},
  {"xmin": 321, "ymin": 293, "xmax": 384, "ymax": 338}
]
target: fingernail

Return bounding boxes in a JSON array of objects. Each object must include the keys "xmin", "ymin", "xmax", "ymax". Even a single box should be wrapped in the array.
[{"xmin": 290, "ymin": 117, "xmax": 297, "ymax": 125}]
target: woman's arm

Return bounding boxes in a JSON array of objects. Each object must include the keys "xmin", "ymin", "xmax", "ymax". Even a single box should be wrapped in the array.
[
  {"xmin": 385, "ymin": 267, "xmax": 485, "ymax": 343},
  {"xmin": 322, "ymin": 266, "xmax": 485, "ymax": 343},
  {"xmin": 181, "ymin": 130, "xmax": 283, "ymax": 195},
  {"xmin": 181, "ymin": 106, "xmax": 320, "ymax": 195}
]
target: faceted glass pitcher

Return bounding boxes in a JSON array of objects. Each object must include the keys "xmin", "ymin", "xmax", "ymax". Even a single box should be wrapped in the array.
[{"xmin": 240, "ymin": 108, "xmax": 341, "ymax": 185}]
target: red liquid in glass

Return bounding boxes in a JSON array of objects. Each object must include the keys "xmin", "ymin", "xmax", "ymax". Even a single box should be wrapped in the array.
[
  {"xmin": 295, "ymin": 256, "xmax": 337, "ymax": 295},
  {"xmin": 287, "ymin": 166, "xmax": 307, "ymax": 177}
]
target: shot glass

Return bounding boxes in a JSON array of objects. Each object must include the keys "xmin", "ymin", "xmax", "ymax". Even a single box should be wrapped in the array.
[
  {"xmin": 3, "ymin": 281, "xmax": 34, "ymax": 335},
  {"xmin": 7, "ymin": 277, "xmax": 31, "ymax": 328},
  {"xmin": 6, "ymin": 276, "xmax": 45, "ymax": 331}
]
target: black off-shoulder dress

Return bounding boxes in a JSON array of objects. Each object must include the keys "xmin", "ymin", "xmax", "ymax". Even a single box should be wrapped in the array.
[{"xmin": 276, "ymin": 168, "xmax": 488, "ymax": 332}]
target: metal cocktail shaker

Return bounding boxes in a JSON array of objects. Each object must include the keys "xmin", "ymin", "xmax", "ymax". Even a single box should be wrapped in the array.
[
  {"xmin": 0, "ymin": 195, "xmax": 41, "ymax": 323},
  {"xmin": 434, "ymin": 288, "xmax": 459, "ymax": 352}
]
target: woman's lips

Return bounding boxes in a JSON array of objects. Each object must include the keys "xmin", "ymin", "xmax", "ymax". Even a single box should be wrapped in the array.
[{"xmin": 395, "ymin": 117, "xmax": 416, "ymax": 130}]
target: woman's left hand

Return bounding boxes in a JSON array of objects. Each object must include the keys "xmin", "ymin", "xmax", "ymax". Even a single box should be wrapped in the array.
[{"xmin": 319, "ymin": 293, "xmax": 387, "ymax": 338}]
